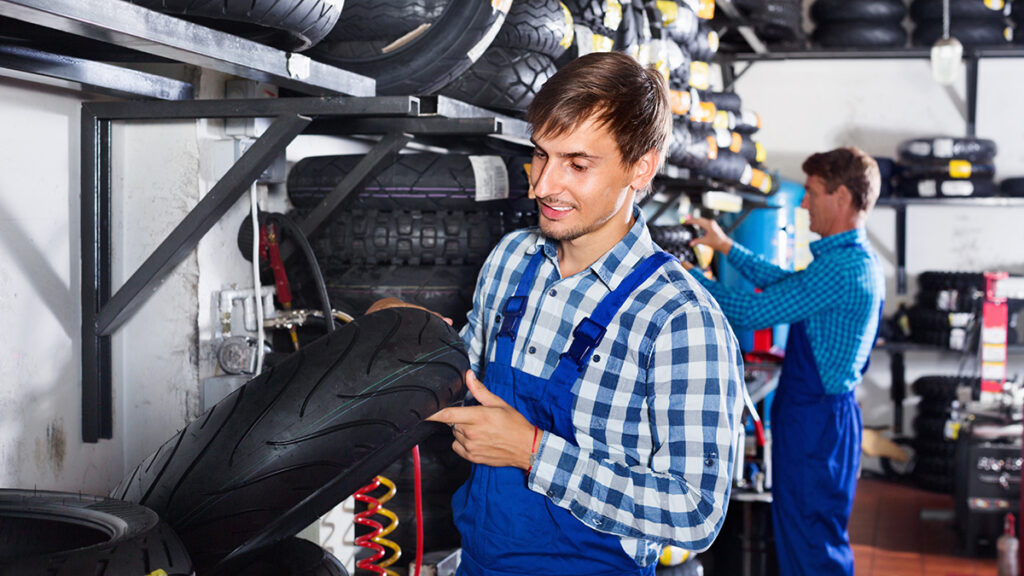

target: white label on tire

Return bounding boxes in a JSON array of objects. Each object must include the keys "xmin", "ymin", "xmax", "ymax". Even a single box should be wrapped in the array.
[
  {"xmin": 469, "ymin": 155, "xmax": 509, "ymax": 201},
  {"xmin": 917, "ymin": 180, "xmax": 938, "ymax": 197},
  {"xmin": 940, "ymin": 180, "xmax": 974, "ymax": 196},
  {"xmin": 933, "ymin": 138, "xmax": 955, "ymax": 158},
  {"xmin": 575, "ymin": 25, "xmax": 595, "ymax": 56},
  {"xmin": 950, "ymin": 328, "xmax": 967, "ymax": 350},
  {"xmin": 468, "ymin": 13, "xmax": 507, "ymax": 63},
  {"xmin": 907, "ymin": 141, "xmax": 931, "ymax": 157}
]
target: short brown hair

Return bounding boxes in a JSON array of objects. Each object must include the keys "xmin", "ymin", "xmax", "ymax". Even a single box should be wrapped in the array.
[
  {"xmin": 802, "ymin": 147, "xmax": 881, "ymax": 212},
  {"xmin": 526, "ymin": 51, "xmax": 671, "ymax": 167}
]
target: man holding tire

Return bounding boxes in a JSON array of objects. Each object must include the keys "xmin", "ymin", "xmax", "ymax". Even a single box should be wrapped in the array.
[
  {"xmin": 408, "ymin": 52, "xmax": 745, "ymax": 575},
  {"xmin": 684, "ymin": 147, "xmax": 885, "ymax": 576}
]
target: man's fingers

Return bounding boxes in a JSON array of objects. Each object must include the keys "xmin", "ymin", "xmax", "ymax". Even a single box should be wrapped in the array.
[{"xmin": 465, "ymin": 371, "xmax": 507, "ymax": 408}]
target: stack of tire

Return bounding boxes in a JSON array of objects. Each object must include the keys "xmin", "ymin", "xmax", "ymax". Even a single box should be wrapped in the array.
[
  {"xmin": 908, "ymin": 271, "xmax": 986, "ymax": 349},
  {"xmin": 895, "ymin": 136, "xmax": 999, "ymax": 198},
  {"xmin": 1001, "ymin": 176, "xmax": 1024, "ymax": 196},
  {"xmin": 286, "ymin": 153, "xmax": 536, "ymax": 328},
  {"xmin": 912, "ymin": 375, "xmax": 975, "ymax": 493},
  {"xmin": 715, "ymin": 0, "xmax": 806, "ymax": 49},
  {"xmin": 911, "ymin": 0, "xmax": 1013, "ymax": 48},
  {"xmin": 810, "ymin": 0, "xmax": 908, "ymax": 48},
  {"xmin": 439, "ymin": 0, "xmax": 574, "ymax": 115}
]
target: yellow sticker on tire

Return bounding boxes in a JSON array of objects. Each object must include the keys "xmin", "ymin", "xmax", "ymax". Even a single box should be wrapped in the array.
[
  {"xmin": 697, "ymin": 0, "xmax": 715, "ymax": 19},
  {"xmin": 755, "ymin": 142, "xmax": 766, "ymax": 164},
  {"xmin": 560, "ymin": 3, "xmax": 575, "ymax": 48},
  {"xmin": 657, "ymin": 0, "xmax": 678, "ymax": 24},
  {"xmin": 984, "ymin": 0, "xmax": 1005, "ymax": 10},
  {"xmin": 949, "ymin": 159, "xmax": 972, "ymax": 178}
]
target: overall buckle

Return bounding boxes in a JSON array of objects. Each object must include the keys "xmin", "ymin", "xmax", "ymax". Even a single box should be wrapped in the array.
[
  {"xmin": 560, "ymin": 317, "xmax": 607, "ymax": 372},
  {"xmin": 498, "ymin": 296, "xmax": 528, "ymax": 338}
]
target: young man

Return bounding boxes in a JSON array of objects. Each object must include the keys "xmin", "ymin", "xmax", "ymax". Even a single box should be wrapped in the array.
[
  {"xmin": 423, "ymin": 52, "xmax": 745, "ymax": 575},
  {"xmin": 685, "ymin": 147, "xmax": 886, "ymax": 576}
]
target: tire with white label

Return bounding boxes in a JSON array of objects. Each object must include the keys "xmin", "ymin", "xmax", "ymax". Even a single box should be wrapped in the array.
[
  {"xmin": 649, "ymin": 224, "xmax": 701, "ymax": 265},
  {"xmin": 126, "ymin": 0, "xmax": 342, "ymax": 51},
  {"xmin": 564, "ymin": 0, "xmax": 624, "ymax": 39},
  {"xmin": 912, "ymin": 19, "xmax": 1011, "ymax": 47},
  {"xmin": 703, "ymin": 150, "xmax": 750, "ymax": 182},
  {"xmin": 700, "ymin": 91, "xmax": 742, "ymax": 112},
  {"xmin": 667, "ymin": 122, "xmax": 716, "ymax": 169},
  {"xmin": 287, "ymin": 153, "xmax": 533, "ymax": 213},
  {"xmin": 0, "ymin": 490, "xmax": 193, "ymax": 575},
  {"xmin": 439, "ymin": 46, "xmax": 558, "ymax": 115},
  {"xmin": 897, "ymin": 176, "xmax": 997, "ymax": 198},
  {"xmin": 898, "ymin": 137, "xmax": 997, "ymax": 162},
  {"xmin": 298, "ymin": 208, "xmax": 507, "ymax": 267},
  {"xmin": 812, "ymin": 22, "xmax": 908, "ymax": 47},
  {"xmin": 309, "ymin": 0, "xmax": 512, "ymax": 95},
  {"xmin": 810, "ymin": 0, "xmax": 906, "ymax": 23}
]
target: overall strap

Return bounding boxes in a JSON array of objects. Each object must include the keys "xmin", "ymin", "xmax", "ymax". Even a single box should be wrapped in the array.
[
  {"xmin": 550, "ymin": 251, "xmax": 676, "ymax": 382},
  {"xmin": 495, "ymin": 250, "xmax": 546, "ymax": 365}
]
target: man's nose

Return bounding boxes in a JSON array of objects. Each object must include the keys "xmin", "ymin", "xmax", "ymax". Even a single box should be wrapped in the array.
[{"xmin": 532, "ymin": 161, "xmax": 558, "ymax": 198}]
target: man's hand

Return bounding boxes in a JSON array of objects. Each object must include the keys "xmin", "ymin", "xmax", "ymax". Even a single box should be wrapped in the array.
[
  {"xmin": 365, "ymin": 297, "xmax": 453, "ymax": 326},
  {"xmin": 427, "ymin": 371, "xmax": 537, "ymax": 470},
  {"xmin": 687, "ymin": 216, "xmax": 733, "ymax": 255}
]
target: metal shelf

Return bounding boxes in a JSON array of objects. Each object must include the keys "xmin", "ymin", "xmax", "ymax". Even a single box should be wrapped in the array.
[
  {"xmin": 728, "ymin": 47, "xmax": 1024, "ymax": 62},
  {"xmin": 0, "ymin": 0, "xmax": 375, "ymax": 98}
]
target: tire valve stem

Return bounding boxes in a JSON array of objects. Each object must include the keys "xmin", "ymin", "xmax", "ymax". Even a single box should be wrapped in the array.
[{"xmin": 354, "ymin": 476, "xmax": 402, "ymax": 575}]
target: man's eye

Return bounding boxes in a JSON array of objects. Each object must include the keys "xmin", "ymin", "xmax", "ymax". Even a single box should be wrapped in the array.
[
  {"xmin": 571, "ymin": 163, "xmax": 586, "ymax": 172},
  {"xmin": 533, "ymin": 150, "xmax": 547, "ymax": 159}
]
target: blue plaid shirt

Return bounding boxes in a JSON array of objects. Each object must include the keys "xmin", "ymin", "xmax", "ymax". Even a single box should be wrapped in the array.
[
  {"xmin": 690, "ymin": 228, "xmax": 885, "ymax": 395},
  {"xmin": 460, "ymin": 208, "xmax": 744, "ymax": 565}
]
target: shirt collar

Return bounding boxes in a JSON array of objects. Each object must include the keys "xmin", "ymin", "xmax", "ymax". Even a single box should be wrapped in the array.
[
  {"xmin": 810, "ymin": 227, "xmax": 868, "ymax": 258},
  {"xmin": 528, "ymin": 205, "xmax": 656, "ymax": 289}
]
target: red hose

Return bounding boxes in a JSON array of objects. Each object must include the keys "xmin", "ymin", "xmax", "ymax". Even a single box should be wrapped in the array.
[
  {"xmin": 412, "ymin": 446, "xmax": 423, "ymax": 576},
  {"xmin": 353, "ymin": 479, "xmax": 387, "ymax": 575}
]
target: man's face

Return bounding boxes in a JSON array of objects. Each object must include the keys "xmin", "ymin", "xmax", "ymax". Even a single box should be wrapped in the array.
[
  {"xmin": 530, "ymin": 117, "xmax": 638, "ymax": 244},
  {"xmin": 801, "ymin": 175, "xmax": 847, "ymax": 237}
]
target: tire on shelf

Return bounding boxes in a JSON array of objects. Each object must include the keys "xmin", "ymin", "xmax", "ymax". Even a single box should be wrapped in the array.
[
  {"xmin": 564, "ymin": 0, "xmax": 624, "ymax": 39},
  {"xmin": 898, "ymin": 161, "xmax": 996, "ymax": 180},
  {"xmin": 898, "ymin": 136, "xmax": 997, "ymax": 163},
  {"xmin": 287, "ymin": 153, "xmax": 533, "ymax": 213},
  {"xmin": 0, "ymin": 490, "xmax": 193, "ymax": 575},
  {"xmin": 912, "ymin": 19, "xmax": 1011, "ymax": 48},
  {"xmin": 810, "ymin": 0, "xmax": 906, "ymax": 24},
  {"xmin": 329, "ymin": 0, "xmax": 447, "ymax": 42},
  {"xmin": 912, "ymin": 375, "xmax": 976, "ymax": 402},
  {"xmin": 812, "ymin": 22, "xmax": 908, "ymax": 48},
  {"xmin": 299, "ymin": 208, "xmax": 507, "ymax": 267},
  {"xmin": 910, "ymin": 0, "xmax": 1009, "ymax": 21},
  {"xmin": 667, "ymin": 122, "xmax": 716, "ymax": 169},
  {"xmin": 913, "ymin": 414, "xmax": 949, "ymax": 440},
  {"xmin": 897, "ymin": 176, "xmax": 998, "ymax": 198},
  {"xmin": 113, "ymin": 308, "xmax": 469, "ymax": 574},
  {"xmin": 703, "ymin": 149, "xmax": 750, "ymax": 182},
  {"xmin": 224, "ymin": 537, "xmax": 349, "ymax": 576},
  {"xmin": 126, "ymin": 0, "xmax": 342, "ymax": 51},
  {"xmin": 323, "ymin": 265, "xmax": 480, "ymax": 327},
  {"xmin": 700, "ymin": 90, "xmax": 742, "ymax": 113},
  {"xmin": 916, "ymin": 288, "xmax": 981, "ymax": 313},
  {"xmin": 309, "ymin": 0, "xmax": 511, "ymax": 95},
  {"xmin": 493, "ymin": 0, "xmax": 575, "ymax": 59},
  {"xmin": 439, "ymin": 47, "xmax": 558, "ymax": 115},
  {"xmin": 917, "ymin": 270, "xmax": 987, "ymax": 292}
]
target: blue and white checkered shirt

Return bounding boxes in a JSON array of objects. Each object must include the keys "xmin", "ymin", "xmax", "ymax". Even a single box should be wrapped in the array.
[
  {"xmin": 460, "ymin": 208, "xmax": 745, "ymax": 565},
  {"xmin": 690, "ymin": 227, "xmax": 885, "ymax": 395}
]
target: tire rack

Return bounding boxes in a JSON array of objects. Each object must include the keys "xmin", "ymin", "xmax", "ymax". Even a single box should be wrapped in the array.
[{"xmin": 78, "ymin": 96, "xmax": 530, "ymax": 443}]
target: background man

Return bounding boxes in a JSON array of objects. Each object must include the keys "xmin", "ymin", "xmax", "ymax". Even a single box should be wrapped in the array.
[{"xmin": 685, "ymin": 147, "xmax": 885, "ymax": 576}]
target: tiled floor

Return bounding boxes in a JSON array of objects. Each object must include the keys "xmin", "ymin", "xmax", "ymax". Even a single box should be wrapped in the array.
[{"xmin": 850, "ymin": 477, "xmax": 999, "ymax": 576}]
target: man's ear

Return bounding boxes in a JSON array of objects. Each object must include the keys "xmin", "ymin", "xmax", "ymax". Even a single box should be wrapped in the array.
[{"xmin": 629, "ymin": 148, "xmax": 661, "ymax": 192}]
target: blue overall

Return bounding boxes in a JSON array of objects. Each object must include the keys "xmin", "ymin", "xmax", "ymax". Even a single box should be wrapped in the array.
[
  {"xmin": 452, "ymin": 250, "xmax": 674, "ymax": 576},
  {"xmin": 771, "ymin": 293, "xmax": 881, "ymax": 574}
]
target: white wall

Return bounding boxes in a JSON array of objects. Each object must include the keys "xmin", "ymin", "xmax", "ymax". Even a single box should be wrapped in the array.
[{"xmin": 731, "ymin": 58, "xmax": 1024, "ymax": 433}]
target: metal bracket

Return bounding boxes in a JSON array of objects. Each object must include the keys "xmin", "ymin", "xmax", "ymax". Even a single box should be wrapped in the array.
[{"xmin": 79, "ymin": 96, "xmax": 424, "ymax": 442}]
